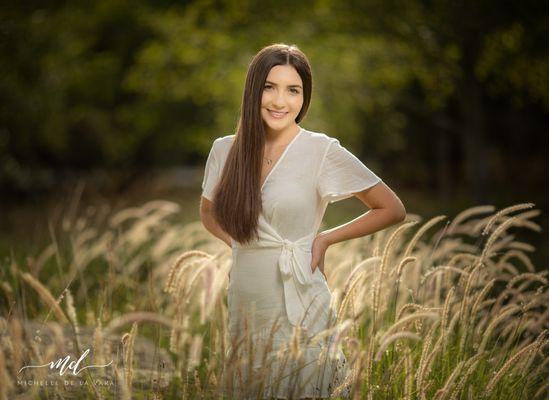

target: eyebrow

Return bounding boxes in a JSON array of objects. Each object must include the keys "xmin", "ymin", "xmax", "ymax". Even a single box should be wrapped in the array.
[{"xmin": 265, "ymin": 80, "xmax": 302, "ymax": 89}]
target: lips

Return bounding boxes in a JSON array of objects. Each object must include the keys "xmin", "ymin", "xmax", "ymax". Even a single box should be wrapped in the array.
[{"xmin": 268, "ymin": 109, "xmax": 288, "ymax": 119}]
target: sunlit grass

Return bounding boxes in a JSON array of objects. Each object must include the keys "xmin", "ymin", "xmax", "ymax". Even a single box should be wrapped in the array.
[{"xmin": 0, "ymin": 198, "xmax": 547, "ymax": 399}]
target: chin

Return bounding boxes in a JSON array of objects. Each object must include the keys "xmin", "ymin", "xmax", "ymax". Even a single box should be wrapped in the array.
[{"xmin": 264, "ymin": 122, "xmax": 288, "ymax": 132}]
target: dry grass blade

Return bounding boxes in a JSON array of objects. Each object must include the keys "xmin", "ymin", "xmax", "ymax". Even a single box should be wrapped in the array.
[
  {"xmin": 447, "ymin": 205, "xmax": 495, "ymax": 235},
  {"xmin": 484, "ymin": 330, "xmax": 547, "ymax": 396},
  {"xmin": 164, "ymin": 250, "xmax": 213, "ymax": 293},
  {"xmin": 122, "ymin": 322, "xmax": 138, "ymax": 396},
  {"xmin": 383, "ymin": 311, "xmax": 439, "ymax": 339},
  {"xmin": 404, "ymin": 215, "xmax": 448, "ymax": 258},
  {"xmin": 507, "ymin": 272, "xmax": 548, "ymax": 289},
  {"xmin": 19, "ymin": 272, "xmax": 69, "ymax": 324},
  {"xmin": 481, "ymin": 203, "xmax": 535, "ymax": 236},
  {"xmin": 480, "ymin": 217, "xmax": 518, "ymax": 264},
  {"xmin": 104, "ymin": 312, "xmax": 172, "ymax": 336},
  {"xmin": 375, "ymin": 331, "xmax": 421, "ymax": 361}
]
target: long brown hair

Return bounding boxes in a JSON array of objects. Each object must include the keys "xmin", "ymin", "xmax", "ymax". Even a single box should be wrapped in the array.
[{"xmin": 213, "ymin": 43, "xmax": 312, "ymax": 244}]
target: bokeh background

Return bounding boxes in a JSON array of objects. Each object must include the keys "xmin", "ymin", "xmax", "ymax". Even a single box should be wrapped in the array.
[{"xmin": 1, "ymin": 0, "xmax": 547, "ymax": 267}]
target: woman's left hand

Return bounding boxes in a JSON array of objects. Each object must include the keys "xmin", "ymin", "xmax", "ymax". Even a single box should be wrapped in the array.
[{"xmin": 310, "ymin": 233, "xmax": 330, "ymax": 279}]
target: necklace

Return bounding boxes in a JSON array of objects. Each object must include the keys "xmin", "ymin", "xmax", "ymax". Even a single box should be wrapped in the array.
[
  {"xmin": 264, "ymin": 148, "xmax": 281, "ymax": 166},
  {"xmin": 263, "ymin": 129, "xmax": 300, "ymax": 167}
]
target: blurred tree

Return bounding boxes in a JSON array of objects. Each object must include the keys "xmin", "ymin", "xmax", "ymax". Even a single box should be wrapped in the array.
[
  {"xmin": 328, "ymin": 0, "xmax": 549, "ymax": 201},
  {"xmin": 0, "ymin": 1, "xmax": 153, "ymax": 177},
  {"xmin": 0, "ymin": 0, "xmax": 547, "ymax": 203}
]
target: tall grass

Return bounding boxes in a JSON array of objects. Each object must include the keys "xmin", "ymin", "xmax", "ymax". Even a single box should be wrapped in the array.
[{"xmin": 0, "ymin": 199, "xmax": 547, "ymax": 399}]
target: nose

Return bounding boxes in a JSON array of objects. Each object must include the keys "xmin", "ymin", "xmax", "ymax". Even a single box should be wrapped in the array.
[{"xmin": 271, "ymin": 90, "xmax": 287, "ymax": 108}]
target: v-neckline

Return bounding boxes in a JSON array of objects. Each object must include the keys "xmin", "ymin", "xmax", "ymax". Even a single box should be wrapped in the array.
[{"xmin": 260, "ymin": 126, "xmax": 303, "ymax": 191}]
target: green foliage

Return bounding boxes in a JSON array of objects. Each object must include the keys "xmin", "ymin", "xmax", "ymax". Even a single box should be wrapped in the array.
[{"xmin": 1, "ymin": 0, "xmax": 547, "ymax": 194}]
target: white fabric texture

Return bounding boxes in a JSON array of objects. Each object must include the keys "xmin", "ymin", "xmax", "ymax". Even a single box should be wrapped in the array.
[
  {"xmin": 201, "ymin": 126, "xmax": 382, "ymax": 399},
  {"xmin": 201, "ymin": 137, "xmax": 223, "ymax": 201},
  {"xmin": 317, "ymin": 138, "xmax": 382, "ymax": 203}
]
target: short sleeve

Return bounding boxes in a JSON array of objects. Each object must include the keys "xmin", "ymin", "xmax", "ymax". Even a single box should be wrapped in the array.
[
  {"xmin": 317, "ymin": 139, "xmax": 382, "ymax": 203},
  {"xmin": 201, "ymin": 139, "xmax": 221, "ymax": 201}
]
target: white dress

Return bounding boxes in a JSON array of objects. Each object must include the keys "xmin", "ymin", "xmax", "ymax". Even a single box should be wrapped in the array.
[{"xmin": 201, "ymin": 126, "xmax": 382, "ymax": 399}]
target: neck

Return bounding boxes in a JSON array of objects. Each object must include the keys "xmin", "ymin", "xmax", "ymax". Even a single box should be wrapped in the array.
[{"xmin": 264, "ymin": 124, "xmax": 301, "ymax": 144}]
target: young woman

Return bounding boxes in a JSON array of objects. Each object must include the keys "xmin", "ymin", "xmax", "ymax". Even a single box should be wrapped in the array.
[{"xmin": 200, "ymin": 43, "xmax": 406, "ymax": 399}]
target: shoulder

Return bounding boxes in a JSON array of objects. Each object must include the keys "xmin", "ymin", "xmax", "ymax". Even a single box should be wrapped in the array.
[
  {"xmin": 212, "ymin": 134, "xmax": 235, "ymax": 147},
  {"xmin": 211, "ymin": 134, "xmax": 235, "ymax": 156},
  {"xmin": 301, "ymin": 128, "xmax": 340, "ymax": 152}
]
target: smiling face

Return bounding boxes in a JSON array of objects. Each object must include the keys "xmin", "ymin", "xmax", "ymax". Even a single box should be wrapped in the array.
[{"xmin": 261, "ymin": 64, "xmax": 304, "ymax": 135}]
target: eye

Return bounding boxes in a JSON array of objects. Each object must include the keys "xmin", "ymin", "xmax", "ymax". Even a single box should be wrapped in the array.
[
  {"xmin": 264, "ymin": 84, "xmax": 272, "ymax": 90},
  {"xmin": 290, "ymin": 88, "xmax": 299, "ymax": 94}
]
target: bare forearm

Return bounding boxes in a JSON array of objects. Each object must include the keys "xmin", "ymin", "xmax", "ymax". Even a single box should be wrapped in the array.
[
  {"xmin": 320, "ymin": 208, "xmax": 404, "ymax": 246},
  {"xmin": 201, "ymin": 212, "xmax": 233, "ymax": 247}
]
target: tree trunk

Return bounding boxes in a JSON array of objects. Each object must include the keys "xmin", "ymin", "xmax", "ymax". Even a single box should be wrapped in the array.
[
  {"xmin": 435, "ymin": 126, "xmax": 453, "ymax": 202},
  {"xmin": 458, "ymin": 60, "xmax": 490, "ymax": 203}
]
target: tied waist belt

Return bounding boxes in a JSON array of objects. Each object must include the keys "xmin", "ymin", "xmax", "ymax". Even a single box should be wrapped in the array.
[{"xmin": 233, "ymin": 230, "xmax": 317, "ymax": 327}]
